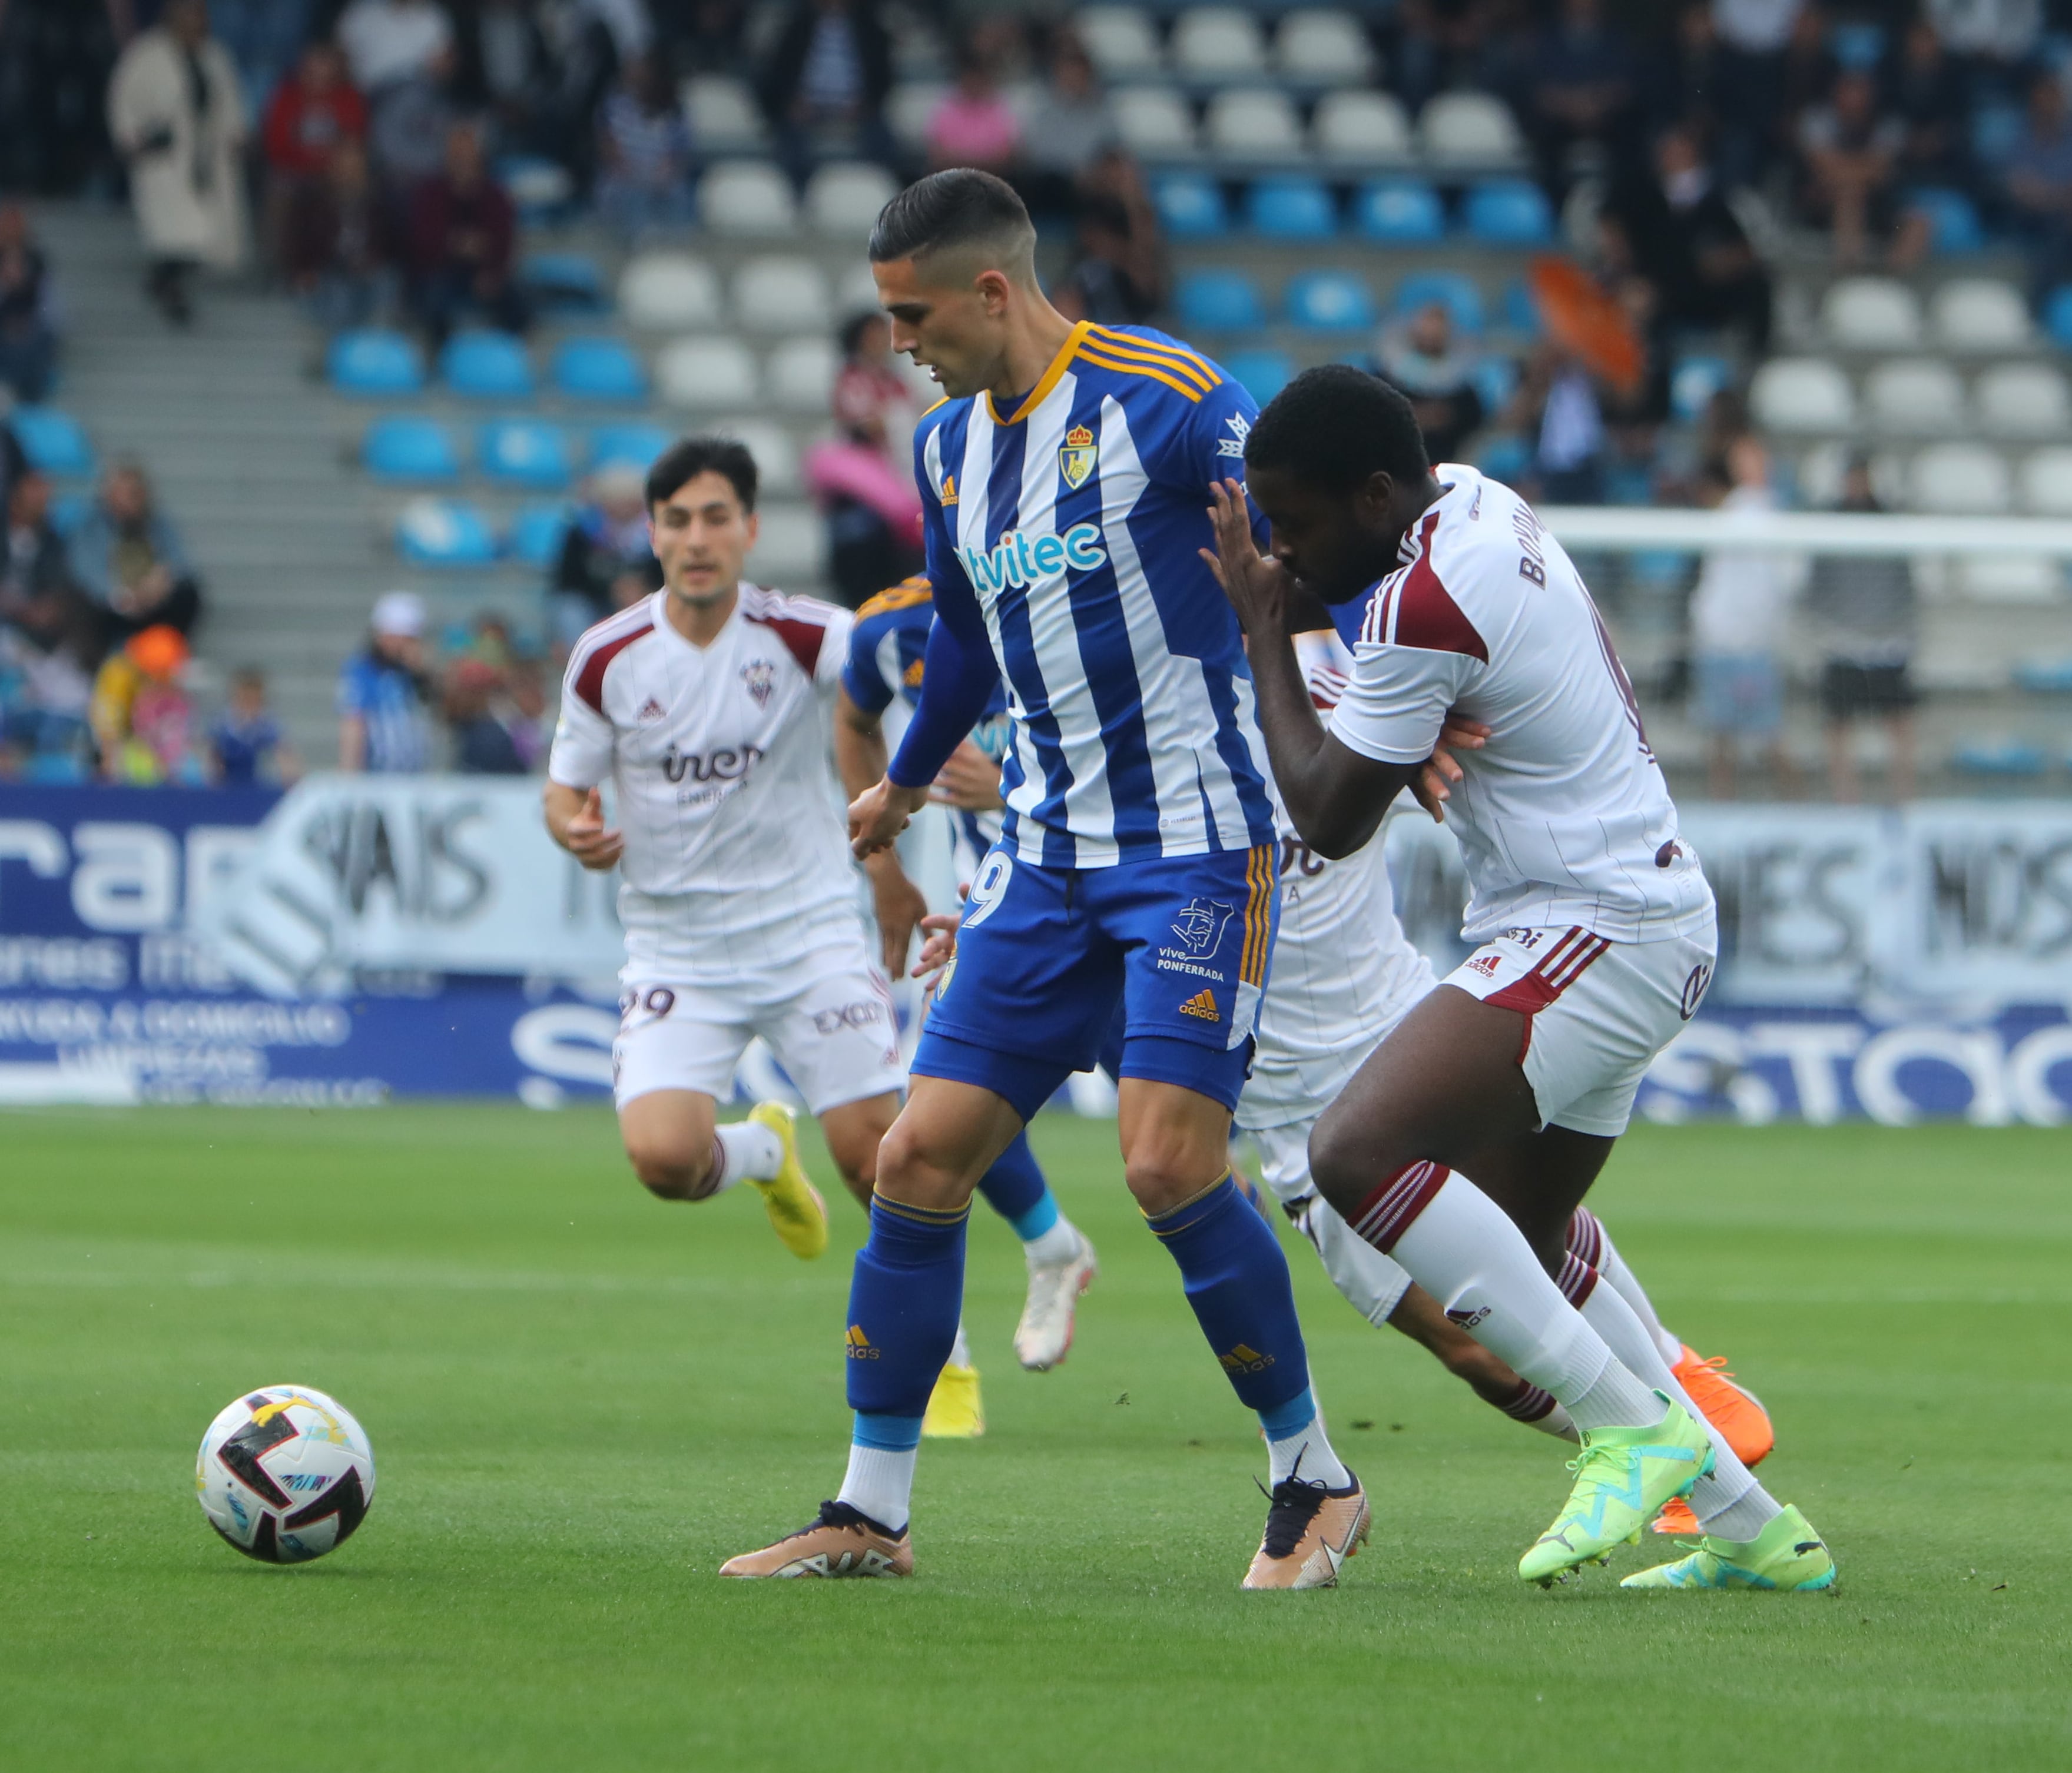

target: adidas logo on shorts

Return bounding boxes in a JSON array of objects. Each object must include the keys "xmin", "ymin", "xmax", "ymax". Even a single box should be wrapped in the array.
[{"xmin": 1178, "ymin": 988, "xmax": 1220, "ymax": 1022}]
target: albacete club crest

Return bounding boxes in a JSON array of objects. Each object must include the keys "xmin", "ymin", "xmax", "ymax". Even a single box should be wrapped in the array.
[
  {"xmin": 1058, "ymin": 424, "xmax": 1098, "ymax": 490},
  {"xmin": 741, "ymin": 659, "xmax": 775, "ymax": 707}
]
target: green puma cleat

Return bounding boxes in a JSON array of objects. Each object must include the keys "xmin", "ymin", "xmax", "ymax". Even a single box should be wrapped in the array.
[
  {"xmin": 1620, "ymin": 1503, "xmax": 1836, "ymax": 1592},
  {"xmin": 1520, "ymin": 1394, "xmax": 1713, "ymax": 1587}
]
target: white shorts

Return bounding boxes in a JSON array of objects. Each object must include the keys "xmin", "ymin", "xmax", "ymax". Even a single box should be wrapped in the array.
[
  {"xmin": 1441, "ymin": 919, "xmax": 1718, "ymax": 1137},
  {"xmin": 1246, "ymin": 1120, "xmax": 1415, "ymax": 1328},
  {"xmin": 612, "ymin": 941, "xmax": 905, "ymax": 1115}
]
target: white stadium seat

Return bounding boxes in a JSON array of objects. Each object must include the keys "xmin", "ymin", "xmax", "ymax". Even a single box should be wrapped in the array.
[
  {"xmin": 1749, "ymin": 357, "xmax": 1855, "ymax": 433},
  {"xmin": 1112, "ymin": 86, "xmax": 1197, "ymax": 158},
  {"xmin": 835, "ymin": 260, "xmax": 882, "ymax": 316},
  {"xmin": 1930, "ymin": 277, "xmax": 2032, "ymax": 353},
  {"xmin": 1206, "ymin": 88, "xmax": 1303, "ymax": 160},
  {"xmin": 1957, "ymin": 556, "xmax": 2061, "ymax": 603},
  {"xmin": 1276, "ymin": 10, "xmax": 1374, "ymax": 87},
  {"xmin": 1976, "ymin": 363, "xmax": 2071, "ymax": 439},
  {"xmin": 1312, "ymin": 89, "xmax": 1413, "ymax": 165},
  {"xmin": 886, "ymin": 82, "xmax": 947, "ymax": 152},
  {"xmin": 1862, "ymin": 358, "xmax": 1967, "ymax": 435},
  {"xmin": 2019, "ymin": 447, "xmax": 2072, "ymax": 516},
  {"xmin": 714, "ymin": 417, "xmax": 800, "ymax": 497},
  {"xmin": 805, "ymin": 161, "xmax": 899, "ymax": 238},
  {"xmin": 1793, "ymin": 440, "xmax": 1851, "ymax": 507},
  {"xmin": 731, "ymin": 257, "xmax": 831, "ymax": 335},
  {"xmin": 696, "ymin": 161, "xmax": 797, "ymax": 237},
  {"xmin": 681, "ymin": 75, "xmax": 765, "ymax": 152},
  {"xmin": 657, "ymin": 336, "xmax": 758, "ymax": 409},
  {"xmin": 1908, "ymin": 441, "xmax": 2011, "ymax": 514},
  {"xmin": 747, "ymin": 503, "xmax": 828, "ymax": 583},
  {"xmin": 1076, "ymin": 6, "xmax": 1162, "ymax": 80},
  {"xmin": 766, "ymin": 336, "xmax": 840, "ymax": 413},
  {"xmin": 1416, "ymin": 92, "xmax": 1526, "ymax": 171},
  {"xmin": 618, "ymin": 252, "xmax": 722, "ymax": 331},
  {"xmin": 1171, "ymin": 8, "xmax": 1264, "ymax": 80},
  {"xmin": 1822, "ymin": 277, "xmax": 1923, "ymax": 350}
]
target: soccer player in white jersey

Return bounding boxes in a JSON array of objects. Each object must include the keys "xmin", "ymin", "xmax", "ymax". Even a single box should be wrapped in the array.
[{"xmin": 1209, "ymin": 367, "xmax": 1834, "ymax": 1593}]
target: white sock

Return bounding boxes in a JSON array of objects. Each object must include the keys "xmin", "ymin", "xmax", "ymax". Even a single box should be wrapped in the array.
[
  {"xmin": 1585, "ymin": 1216, "xmax": 1685, "ymax": 1369},
  {"xmin": 710, "ymin": 1120, "xmax": 784, "ymax": 1192},
  {"xmin": 1267, "ymin": 1403, "xmax": 1352, "ymax": 1490},
  {"xmin": 947, "ymin": 1320, "xmax": 971, "ymax": 1369},
  {"xmin": 836, "ymin": 1443, "xmax": 915, "ymax": 1535},
  {"xmin": 1531, "ymin": 1402, "xmax": 1579, "ymax": 1443},
  {"xmin": 1023, "ymin": 1216, "xmax": 1080, "ymax": 1264},
  {"xmin": 1386, "ymin": 1171, "xmax": 1660, "ymax": 1429}
]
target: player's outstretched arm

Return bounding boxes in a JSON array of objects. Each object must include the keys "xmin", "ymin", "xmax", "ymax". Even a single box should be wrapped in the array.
[
  {"xmin": 543, "ymin": 782, "xmax": 625, "ymax": 871},
  {"xmin": 835, "ymin": 686, "xmax": 929, "ymax": 977}
]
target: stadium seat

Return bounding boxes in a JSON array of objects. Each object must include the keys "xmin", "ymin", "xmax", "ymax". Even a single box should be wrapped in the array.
[
  {"xmin": 886, "ymin": 82, "xmax": 948, "ymax": 154},
  {"xmin": 1977, "ymin": 364, "xmax": 2070, "ymax": 440},
  {"xmin": 395, "ymin": 496, "xmax": 497, "ymax": 566},
  {"xmin": 1957, "ymin": 556, "xmax": 2061, "ymax": 603},
  {"xmin": 1353, "ymin": 178, "xmax": 1444, "ymax": 243},
  {"xmin": 806, "ymin": 160, "xmax": 900, "ymax": 238},
  {"xmin": 1748, "ymin": 357, "xmax": 1855, "ymax": 433},
  {"xmin": 1391, "ymin": 270, "xmax": 1484, "ymax": 335},
  {"xmin": 23, "ymin": 751, "xmax": 86, "ymax": 784},
  {"xmin": 2044, "ymin": 285, "xmax": 2072, "ymax": 350},
  {"xmin": 1908, "ymin": 441, "xmax": 2011, "ymax": 514},
  {"xmin": 1829, "ymin": 19, "xmax": 1885, "ymax": 65},
  {"xmin": 521, "ymin": 251, "xmax": 605, "ymax": 314},
  {"xmin": 587, "ymin": 423, "xmax": 674, "ymax": 473},
  {"xmin": 49, "ymin": 489, "xmax": 89, "ymax": 534},
  {"xmin": 1972, "ymin": 100, "xmax": 2026, "ymax": 167},
  {"xmin": 1246, "ymin": 175, "xmax": 1337, "ymax": 239},
  {"xmin": 1276, "ymin": 11, "xmax": 1374, "ymax": 87},
  {"xmin": 1864, "ymin": 358, "xmax": 1966, "ymax": 436},
  {"xmin": 1113, "ymin": 87, "xmax": 1198, "ymax": 159},
  {"xmin": 1822, "ymin": 277, "xmax": 1923, "ymax": 350},
  {"xmin": 507, "ymin": 502, "xmax": 576, "ymax": 567},
  {"xmin": 7, "ymin": 406, "xmax": 94, "ymax": 478},
  {"xmin": 1222, "ymin": 348, "xmax": 1295, "ymax": 403},
  {"xmin": 1472, "ymin": 354, "xmax": 1518, "ymax": 417},
  {"xmin": 441, "ymin": 330, "xmax": 533, "ymax": 400},
  {"xmin": 1417, "ymin": 92, "xmax": 1527, "ymax": 172},
  {"xmin": 1669, "ymin": 354, "xmax": 1732, "ymax": 424},
  {"xmin": 1951, "ymin": 739, "xmax": 2047, "ymax": 778},
  {"xmin": 766, "ymin": 336, "xmax": 840, "ymax": 413},
  {"xmin": 1461, "ymin": 178, "xmax": 1552, "ymax": 245},
  {"xmin": 1907, "ymin": 187, "xmax": 1983, "ymax": 255},
  {"xmin": 1285, "ymin": 270, "xmax": 1375, "ymax": 332},
  {"xmin": 682, "ymin": 74, "xmax": 766, "ymax": 152},
  {"xmin": 1474, "ymin": 432, "xmax": 1532, "ymax": 482},
  {"xmin": 697, "ymin": 161, "xmax": 797, "ymax": 236},
  {"xmin": 1206, "ymin": 89, "xmax": 1302, "ymax": 161},
  {"xmin": 478, "ymin": 417, "xmax": 573, "ymax": 488},
  {"xmin": 1077, "ymin": 6, "xmax": 1162, "ymax": 80},
  {"xmin": 657, "ymin": 336, "xmax": 759, "ymax": 409},
  {"xmin": 2019, "ymin": 447, "xmax": 2072, "ymax": 516},
  {"xmin": 731, "ymin": 256, "xmax": 832, "ymax": 334},
  {"xmin": 1931, "ymin": 277, "xmax": 2031, "ymax": 351},
  {"xmin": 716, "ymin": 416, "xmax": 801, "ymax": 497},
  {"xmin": 2014, "ymin": 657, "xmax": 2072, "ymax": 693},
  {"xmin": 618, "ymin": 251, "xmax": 722, "ymax": 331},
  {"xmin": 1176, "ymin": 268, "xmax": 1266, "ymax": 331},
  {"xmin": 551, "ymin": 337, "xmax": 647, "ymax": 403},
  {"xmin": 1172, "ymin": 8, "xmax": 1264, "ymax": 81},
  {"xmin": 327, "ymin": 328, "xmax": 423, "ymax": 396},
  {"xmin": 1312, "ymin": 91, "xmax": 1413, "ymax": 167},
  {"xmin": 362, "ymin": 415, "xmax": 460, "ymax": 482},
  {"xmin": 1152, "ymin": 171, "xmax": 1229, "ymax": 239},
  {"xmin": 496, "ymin": 154, "xmax": 573, "ymax": 218},
  {"xmin": 750, "ymin": 502, "xmax": 829, "ymax": 582},
  {"xmin": 1500, "ymin": 274, "xmax": 1541, "ymax": 336}
]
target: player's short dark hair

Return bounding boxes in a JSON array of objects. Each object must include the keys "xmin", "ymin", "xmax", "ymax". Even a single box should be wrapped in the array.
[
  {"xmin": 645, "ymin": 435, "xmax": 758, "ymax": 514},
  {"xmin": 1245, "ymin": 364, "xmax": 1431, "ymax": 493},
  {"xmin": 868, "ymin": 168, "xmax": 1035, "ymax": 270}
]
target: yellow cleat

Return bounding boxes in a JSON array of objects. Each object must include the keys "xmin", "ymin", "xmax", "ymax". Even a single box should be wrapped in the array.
[
  {"xmin": 745, "ymin": 1101, "xmax": 827, "ymax": 1261},
  {"xmin": 922, "ymin": 1362, "xmax": 985, "ymax": 1437}
]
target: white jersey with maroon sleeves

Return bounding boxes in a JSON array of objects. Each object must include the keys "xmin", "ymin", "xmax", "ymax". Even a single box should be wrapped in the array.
[
  {"xmin": 1327, "ymin": 464, "xmax": 1714, "ymax": 947},
  {"xmin": 548, "ymin": 584, "xmax": 861, "ymax": 977}
]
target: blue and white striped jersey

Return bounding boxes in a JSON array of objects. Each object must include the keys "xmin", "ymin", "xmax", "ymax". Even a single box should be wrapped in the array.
[{"xmin": 913, "ymin": 320, "xmax": 1278, "ymax": 870}]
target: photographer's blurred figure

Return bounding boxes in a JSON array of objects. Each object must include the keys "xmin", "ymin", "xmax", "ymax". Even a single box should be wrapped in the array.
[{"xmin": 1809, "ymin": 457, "xmax": 1917, "ymax": 802}]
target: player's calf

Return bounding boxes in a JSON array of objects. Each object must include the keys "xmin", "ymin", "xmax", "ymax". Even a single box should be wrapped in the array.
[{"xmin": 818, "ymin": 1091, "xmax": 900, "ymax": 1210}]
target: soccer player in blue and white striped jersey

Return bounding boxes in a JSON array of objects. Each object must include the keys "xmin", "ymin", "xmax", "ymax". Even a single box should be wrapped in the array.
[{"xmin": 722, "ymin": 172, "xmax": 1365, "ymax": 1590}]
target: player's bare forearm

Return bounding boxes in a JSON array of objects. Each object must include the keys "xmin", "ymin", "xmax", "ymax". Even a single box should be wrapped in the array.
[
  {"xmin": 833, "ymin": 687, "xmax": 890, "ymax": 802},
  {"xmin": 1249, "ymin": 623, "xmax": 1417, "ymax": 858}
]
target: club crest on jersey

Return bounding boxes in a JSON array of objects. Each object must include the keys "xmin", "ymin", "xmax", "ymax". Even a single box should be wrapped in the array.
[
  {"xmin": 741, "ymin": 660, "xmax": 775, "ymax": 707},
  {"xmin": 1057, "ymin": 424, "xmax": 1098, "ymax": 490}
]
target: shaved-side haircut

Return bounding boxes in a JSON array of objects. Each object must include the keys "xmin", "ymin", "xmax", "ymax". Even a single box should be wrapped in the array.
[{"xmin": 868, "ymin": 168, "xmax": 1039, "ymax": 285}]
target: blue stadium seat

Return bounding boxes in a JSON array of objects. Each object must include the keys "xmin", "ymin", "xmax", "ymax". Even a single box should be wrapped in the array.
[
  {"xmin": 24, "ymin": 751, "xmax": 87, "ymax": 784},
  {"xmin": 1952, "ymin": 740, "xmax": 2048, "ymax": 778},
  {"xmin": 1222, "ymin": 349, "xmax": 1295, "ymax": 404},
  {"xmin": 49, "ymin": 490, "xmax": 91, "ymax": 534},
  {"xmin": 395, "ymin": 497, "xmax": 498, "ymax": 567},
  {"xmin": 8, "ymin": 406, "xmax": 94, "ymax": 478},
  {"xmin": 2047, "ymin": 285, "xmax": 2072, "ymax": 350},
  {"xmin": 363, "ymin": 416, "xmax": 460, "ymax": 482},
  {"xmin": 1246, "ymin": 175, "xmax": 1337, "ymax": 240},
  {"xmin": 588, "ymin": 423, "xmax": 674, "ymax": 471},
  {"xmin": 522, "ymin": 251, "xmax": 606, "ymax": 313},
  {"xmin": 1285, "ymin": 270, "xmax": 1375, "ymax": 332},
  {"xmin": 1971, "ymin": 102, "xmax": 2026, "ymax": 167},
  {"xmin": 1829, "ymin": 20, "xmax": 1884, "ymax": 66},
  {"xmin": 1176, "ymin": 269, "xmax": 1267, "ymax": 333},
  {"xmin": 1461, "ymin": 178, "xmax": 1553, "ymax": 245},
  {"xmin": 508, "ymin": 502, "xmax": 577, "ymax": 567},
  {"xmin": 478, "ymin": 418, "xmax": 574, "ymax": 489},
  {"xmin": 1908, "ymin": 187, "xmax": 1983, "ymax": 255},
  {"xmin": 1500, "ymin": 274, "xmax": 1541, "ymax": 337},
  {"xmin": 1393, "ymin": 271, "xmax": 1484, "ymax": 336},
  {"xmin": 440, "ymin": 331, "xmax": 534, "ymax": 400},
  {"xmin": 1471, "ymin": 355, "xmax": 1518, "ymax": 418},
  {"xmin": 552, "ymin": 337, "xmax": 648, "ymax": 403},
  {"xmin": 328, "ymin": 328, "xmax": 425, "ymax": 396},
  {"xmin": 1152, "ymin": 172, "xmax": 1229, "ymax": 240},
  {"xmin": 1670, "ymin": 354, "xmax": 1733, "ymax": 423},
  {"xmin": 1474, "ymin": 433, "xmax": 1532, "ymax": 483},
  {"xmin": 2014, "ymin": 658, "xmax": 2072, "ymax": 693},
  {"xmin": 1352, "ymin": 178, "xmax": 1444, "ymax": 244}
]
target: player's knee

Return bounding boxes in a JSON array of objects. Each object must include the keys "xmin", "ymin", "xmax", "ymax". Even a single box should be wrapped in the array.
[
  {"xmin": 625, "ymin": 1140, "xmax": 714, "ymax": 1201},
  {"xmin": 1122, "ymin": 1150, "xmax": 1209, "ymax": 1216},
  {"xmin": 1305, "ymin": 1113, "xmax": 1376, "ymax": 1218}
]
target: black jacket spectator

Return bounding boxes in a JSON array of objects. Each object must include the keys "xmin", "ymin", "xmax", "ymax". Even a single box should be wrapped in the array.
[
  {"xmin": 1526, "ymin": 0, "xmax": 1639, "ymax": 194},
  {"xmin": 1604, "ymin": 127, "xmax": 1773, "ymax": 351},
  {"xmin": 0, "ymin": 202, "xmax": 57, "ymax": 403}
]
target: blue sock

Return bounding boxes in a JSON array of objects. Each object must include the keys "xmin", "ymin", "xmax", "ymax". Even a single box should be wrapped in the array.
[
  {"xmin": 844, "ymin": 1196, "xmax": 970, "ymax": 1430},
  {"xmin": 974, "ymin": 1132, "xmax": 1059, "ymax": 1242}
]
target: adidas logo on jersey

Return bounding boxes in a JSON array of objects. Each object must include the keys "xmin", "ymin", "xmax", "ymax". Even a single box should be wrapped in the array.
[
  {"xmin": 846, "ymin": 1326, "xmax": 878, "ymax": 1359},
  {"xmin": 953, "ymin": 522, "xmax": 1107, "ymax": 592},
  {"xmin": 636, "ymin": 697, "xmax": 666, "ymax": 723},
  {"xmin": 1178, "ymin": 988, "xmax": 1220, "ymax": 1022}
]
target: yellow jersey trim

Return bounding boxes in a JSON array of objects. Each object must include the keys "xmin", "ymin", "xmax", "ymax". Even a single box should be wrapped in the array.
[{"xmin": 984, "ymin": 320, "xmax": 1095, "ymax": 427}]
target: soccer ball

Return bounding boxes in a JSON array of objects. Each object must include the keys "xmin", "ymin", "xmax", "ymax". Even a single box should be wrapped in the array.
[{"xmin": 195, "ymin": 1385, "xmax": 376, "ymax": 1564}]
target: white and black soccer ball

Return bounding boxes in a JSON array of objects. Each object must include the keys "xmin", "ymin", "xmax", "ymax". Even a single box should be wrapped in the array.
[{"xmin": 195, "ymin": 1386, "xmax": 376, "ymax": 1564}]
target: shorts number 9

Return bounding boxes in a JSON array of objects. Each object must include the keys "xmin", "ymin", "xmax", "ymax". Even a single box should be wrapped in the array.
[{"xmin": 963, "ymin": 850, "xmax": 1015, "ymax": 928}]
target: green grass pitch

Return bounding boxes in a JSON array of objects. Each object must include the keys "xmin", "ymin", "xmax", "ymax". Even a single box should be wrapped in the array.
[{"xmin": 1, "ymin": 1105, "xmax": 2067, "ymax": 1771}]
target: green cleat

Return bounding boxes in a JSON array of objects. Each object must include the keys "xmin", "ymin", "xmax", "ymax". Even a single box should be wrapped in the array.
[
  {"xmin": 1519, "ymin": 1394, "xmax": 1713, "ymax": 1587},
  {"xmin": 1620, "ymin": 1503, "xmax": 1836, "ymax": 1592}
]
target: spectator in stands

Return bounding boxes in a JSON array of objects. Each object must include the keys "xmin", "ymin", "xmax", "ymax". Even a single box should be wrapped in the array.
[
  {"xmin": 1795, "ymin": 69, "xmax": 1931, "ymax": 268},
  {"xmin": 443, "ymin": 655, "xmax": 528, "ymax": 773},
  {"xmin": 1016, "ymin": 33, "xmax": 1116, "ymax": 222},
  {"xmin": 1710, "ymin": 0, "xmax": 1802, "ymax": 190},
  {"xmin": 339, "ymin": 589, "xmax": 433, "ymax": 772},
  {"xmin": 552, "ymin": 463, "xmax": 661, "ymax": 645},
  {"xmin": 107, "ymin": 0, "xmax": 251, "ymax": 327},
  {"xmin": 757, "ymin": 0, "xmax": 893, "ymax": 175},
  {"xmin": 90, "ymin": 623, "xmax": 202, "ymax": 784},
  {"xmin": 2003, "ymin": 69, "xmax": 2072, "ymax": 301},
  {"xmin": 284, "ymin": 138, "xmax": 393, "ymax": 331},
  {"xmin": 0, "ymin": 204, "xmax": 59, "ymax": 404},
  {"xmin": 260, "ymin": 38, "xmax": 367, "ymax": 268},
  {"xmin": 68, "ymin": 460, "xmax": 204, "ymax": 643},
  {"xmin": 595, "ymin": 51, "xmax": 695, "ymax": 237},
  {"xmin": 1052, "ymin": 190, "xmax": 1163, "ymax": 326},
  {"xmin": 338, "ymin": 0, "xmax": 455, "ymax": 96},
  {"xmin": 367, "ymin": 41, "xmax": 459, "ymax": 187},
  {"xmin": 1526, "ymin": 0, "xmax": 1639, "ymax": 195},
  {"xmin": 1519, "ymin": 347, "xmax": 1607, "ymax": 503},
  {"xmin": 1926, "ymin": 0, "xmax": 2043, "ymax": 70},
  {"xmin": 1389, "ymin": 0, "xmax": 1494, "ymax": 115},
  {"xmin": 0, "ymin": 0, "xmax": 123, "ymax": 198},
  {"xmin": 1372, "ymin": 301, "xmax": 1486, "ymax": 467},
  {"xmin": 811, "ymin": 309, "xmax": 923, "ymax": 607},
  {"xmin": 1603, "ymin": 124, "xmax": 1773, "ymax": 351},
  {"xmin": 1889, "ymin": 16, "xmax": 1971, "ymax": 196},
  {"xmin": 0, "ymin": 466, "xmax": 98, "ymax": 769},
  {"xmin": 407, "ymin": 119, "xmax": 528, "ymax": 346},
  {"xmin": 927, "ymin": 38, "xmax": 1021, "ymax": 175},
  {"xmin": 654, "ymin": 0, "xmax": 750, "ymax": 80},
  {"xmin": 1649, "ymin": 4, "xmax": 1724, "ymax": 142},
  {"xmin": 210, "ymin": 665, "xmax": 299, "ymax": 785},
  {"xmin": 1809, "ymin": 457, "xmax": 1916, "ymax": 803}
]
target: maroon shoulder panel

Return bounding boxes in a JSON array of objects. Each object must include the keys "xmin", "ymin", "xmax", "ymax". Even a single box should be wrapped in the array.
[
  {"xmin": 744, "ymin": 607, "xmax": 828, "ymax": 677},
  {"xmin": 1391, "ymin": 514, "xmax": 1488, "ymax": 662},
  {"xmin": 573, "ymin": 620, "xmax": 654, "ymax": 714}
]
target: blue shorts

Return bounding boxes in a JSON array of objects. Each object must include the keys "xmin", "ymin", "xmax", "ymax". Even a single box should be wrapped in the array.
[
  {"xmin": 1693, "ymin": 652, "xmax": 1782, "ymax": 737},
  {"xmin": 913, "ymin": 844, "xmax": 1277, "ymax": 1121}
]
